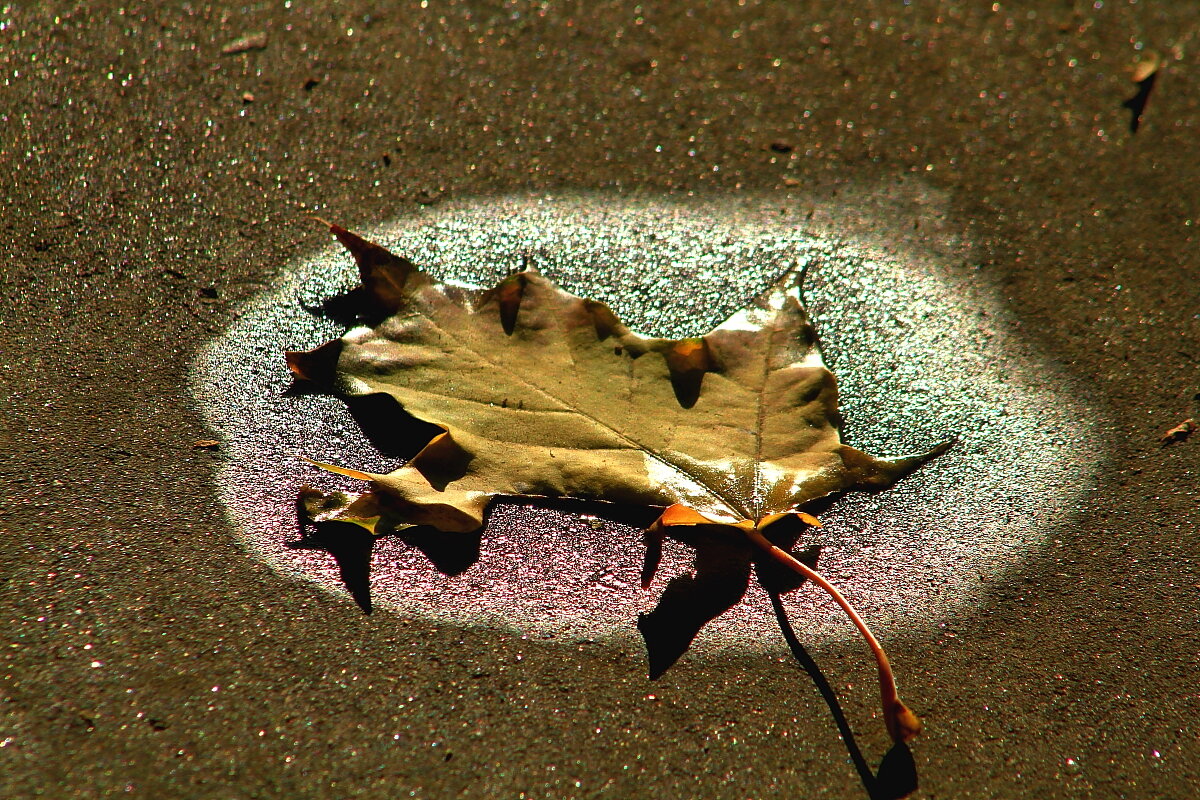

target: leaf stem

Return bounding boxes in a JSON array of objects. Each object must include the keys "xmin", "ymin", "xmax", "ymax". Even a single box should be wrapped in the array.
[{"xmin": 743, "ymin": 527, "xmax": 921, "ymax": 743}]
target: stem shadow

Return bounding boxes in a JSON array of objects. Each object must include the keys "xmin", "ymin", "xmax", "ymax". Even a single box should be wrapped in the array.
[{"xmin": 769, "ymin": 592, "xmax": 918, "ymax": 800}]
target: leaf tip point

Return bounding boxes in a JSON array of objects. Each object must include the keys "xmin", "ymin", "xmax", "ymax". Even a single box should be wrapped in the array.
[{"xmin": 300, "ymin": 457, "xmax": 377, "ymax": 483}]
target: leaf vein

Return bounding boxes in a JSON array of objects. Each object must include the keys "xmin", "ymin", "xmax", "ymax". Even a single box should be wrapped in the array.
[{"xmin": 408, "ymin": 298, "xmax": 745, "ymax": 515}]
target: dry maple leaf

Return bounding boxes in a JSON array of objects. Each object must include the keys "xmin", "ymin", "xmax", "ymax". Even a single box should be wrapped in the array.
[{"xmin": 287, "ymin": 222, "xmax": 951, "ymax": 745}]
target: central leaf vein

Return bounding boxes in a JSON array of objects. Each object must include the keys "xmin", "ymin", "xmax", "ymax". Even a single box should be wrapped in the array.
[{"xmin": 409, "ymin": 301, "xmax": 750, "ymax": 516}]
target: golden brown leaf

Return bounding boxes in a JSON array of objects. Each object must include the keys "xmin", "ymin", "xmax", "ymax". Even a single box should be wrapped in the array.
[
  {"xmin": 289, "ymin": 224, "xmax": 948, "ymax": 537},
  {"xmin": 288, "ymin": 223, "xmax": 952, "ymax": 745}
]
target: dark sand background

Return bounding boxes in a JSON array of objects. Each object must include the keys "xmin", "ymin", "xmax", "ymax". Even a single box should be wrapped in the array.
[{"xmin": 2, "ymin": 2, "xmax": 1197, "ymax": 798}]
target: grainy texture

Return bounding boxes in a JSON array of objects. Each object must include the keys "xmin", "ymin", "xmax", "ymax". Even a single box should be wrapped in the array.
[
  {"xmin": 2, "ymin": 2, "xmax": 1198, "ymax": 799},
  {"xmin": 194, "ymin": 194, "xmax": 1101, "ymax": 658}
]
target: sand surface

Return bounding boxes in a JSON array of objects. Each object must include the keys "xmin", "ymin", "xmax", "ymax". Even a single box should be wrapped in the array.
[{"xmin": 2, "ymin": 2, "xmax": 1197, "ymax": 798}]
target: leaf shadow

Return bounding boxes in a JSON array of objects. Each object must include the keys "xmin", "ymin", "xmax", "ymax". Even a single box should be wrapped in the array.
[
  {"xmin": 505, "ymin": 495, "xmax": 664, "ymax": 530},
  {"xmin": 287, "ymin": 521, "xmax": 377, "ymax": 613},
  {"xmin": 287, "ymin": 518, "xmax": 482, "ymax": 615},
  {"xmin": 1122, "ymin": 70, "xmax": 1157, "ymax": 134},
  {"xmin": 283, "ymin": 382, "xmax": 444, "ymax": 463},
  {"xmin": 340, "ymin": 393, "xmax": 444, "ymax": 461},
  {"xmin": 756, "ymin": 512, "xmax": 824, "ymax": 595},
  {"xmin": 285, "ymin": 487, "xmax": 915, "ymax": 800},
  {"xmin": 282, "ymin": 379, "xmax": 328, "ymax": 399},
  {"xmin": 768, "ymin": 591, "xmax": 919, "ymax": 800},
  {"xmin": 398, "ymin": 525, "xmax": 483, "ymax": 577},
  {"xmin": 635, "ymin": 514, "xmax": 822, "ymax": 681},
  {"xmin": 302, "ymin": 286, "xmax": 375, "ymax": 328},
  {"xmin": 637, "ymin": 527, "xmax": 752, "ymax": 679}
]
